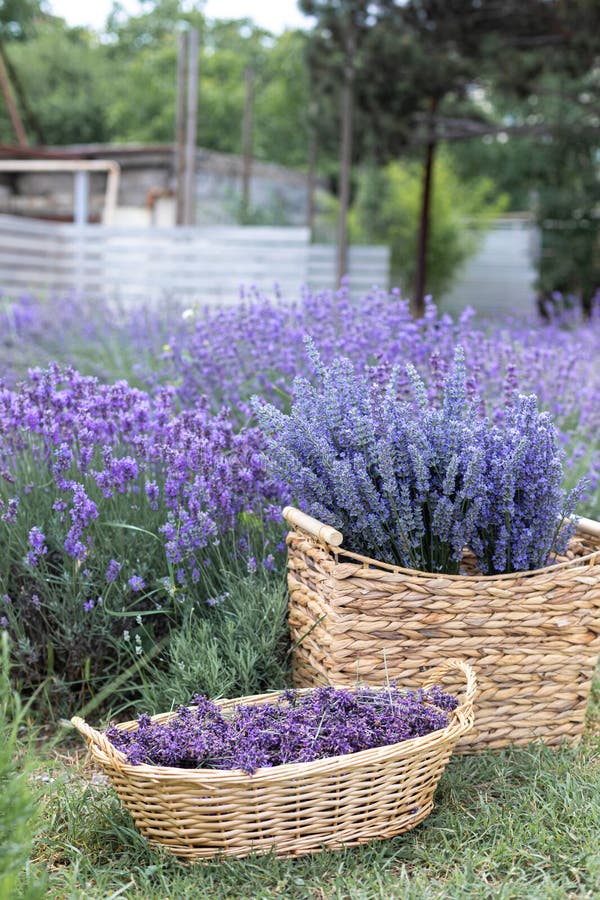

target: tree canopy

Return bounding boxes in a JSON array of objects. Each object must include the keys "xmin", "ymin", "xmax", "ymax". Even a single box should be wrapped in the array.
[{"xmin": 0, "ymin": 2, "xmax": 310, "ymax": 166}]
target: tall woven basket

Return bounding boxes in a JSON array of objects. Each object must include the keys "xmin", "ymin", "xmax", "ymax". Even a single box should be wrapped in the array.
[
  {"xmin": 284, "ymin": 506, "xmax": 600, "ymax": 753},
  {"xmin": 72, "ymin": 659, "xmax": 475, "ymax": 860}
]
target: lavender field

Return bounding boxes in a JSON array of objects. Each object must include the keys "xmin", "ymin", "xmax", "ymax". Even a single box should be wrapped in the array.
[
  {"xmin": 1, "ymin": 287, "xmax": 600, "ymax": 707},
  {"xmin": 1, "ymin": 287, "xmax": 600, "ymax": 898}
]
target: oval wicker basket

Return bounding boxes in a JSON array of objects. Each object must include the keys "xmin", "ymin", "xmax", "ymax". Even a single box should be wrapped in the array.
[
  {"xmin": 284, "ymin": 506, "xmax": 600, "ymax": 754},
  {"xmin": 71, "ymin": 658, "xmax": 475, "ymax": 860}
]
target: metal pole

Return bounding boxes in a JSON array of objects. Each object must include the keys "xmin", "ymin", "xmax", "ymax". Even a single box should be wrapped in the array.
[
  {"xmin": 73, "ymin": 170, "xmax": 89, "ymax": 298},
  {"xmin": 183, "ymin": 28, "xmax": 199, "ymax": 226},
  {"xmin": 241, "ymin": 65, "xmax": 255, "ymax": 220},
  {"xmin": 175, "ymin": 31, "xmax": 187, "ymax": 225}
]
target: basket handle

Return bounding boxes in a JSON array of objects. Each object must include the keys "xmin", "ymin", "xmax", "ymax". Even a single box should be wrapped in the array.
[
  {"xmin": 71, "ymin": 716, "xmax": 129, "ymax": 768},
  {"xmin": 575, "ymin": 515, "xmax": 600, "ymax": 540},
  {"xmin": 421, "ymin": 658, "xmax": 477, "ymax": 723},
  {"xmin": 283, "ymin": 506, "xmax": 343, "ymax": 547}
]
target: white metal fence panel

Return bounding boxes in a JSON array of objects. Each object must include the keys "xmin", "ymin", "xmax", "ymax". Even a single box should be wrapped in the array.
[
  {"xmin": 0, "ymin": 215, "xmax": 390, "ymax": 304},
  {"xmin": 307, "ymin": 245, "xmax": 391, "ymax": 297},
  {"xmin": 442, "ymin": 218, "xmax": 539, "ymax": 317}
]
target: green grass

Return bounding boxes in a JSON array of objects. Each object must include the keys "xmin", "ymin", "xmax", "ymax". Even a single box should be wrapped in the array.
[
  {"xmin": 17, "ymin": 670, "xmax": 600, "ymax": 899},
  {"xmin": 0, "ymin": 633, "xmax": 47, "ymax": 899},
  {"xmin": 27, "ymin": 728, "xmax": 600, "ymax": 899},
  {"xmin": 135, "ymin": 571, "xmax": 290, "ymax": 712}
]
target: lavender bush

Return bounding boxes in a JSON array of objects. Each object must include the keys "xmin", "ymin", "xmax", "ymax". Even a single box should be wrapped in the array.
[
  {"xmin": 106, "ymin": 682, "xmax": 458, "ymax": 773},
  {"xmin": 0, "ymin": 364, "xmax": 286, "ymax": 708},
  {"xmin": 255, "ymin": 344, "xmax": 583, "ymax": 575},
  {"xmin": 3, "ymin": 288, "xmax": 600, "ymax": 507}
]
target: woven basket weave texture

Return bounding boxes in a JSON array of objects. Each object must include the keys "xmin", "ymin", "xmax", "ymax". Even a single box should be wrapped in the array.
[
  {"xmin": 71, "ymin": 659, "xmax": 475, "ymax": 860},
  {"xmin": 285, "ymin": 508, "xmax": 600, "ymax": 753}
]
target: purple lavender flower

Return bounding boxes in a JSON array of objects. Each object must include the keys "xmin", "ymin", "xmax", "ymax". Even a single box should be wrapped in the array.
[
  {"xmin": 205, "ymin": 591, "xmax": 229, "ymax": 607},
  {"xmin": 254, "ymin": 343, "xmax": 486, "ymax": 573},
  {"xmin": 262, "ymin": 554, "xmax": 275, "ymax": 571},
  {"xmin": 472, "ymin": 394, "xmax": 585, "ymax": 573},
  {"xmin": 28, "ymin": 527, "xmax": 46, "ymax": 553},
  {"xmin": 128, "ymin": 575, "xmax": 146, "ymax": 593},
  {"xmin": 2, "ymin": 498, "xmax": 18, "ymax": 524},
  {"xmin": 83, "ymin": 598, "xmax": 95, "ymax": 612},
  {"xmin": 27, "ymin": 526, "xmax": 48, "ymax": 567},
  {"xmin": 105, "ymin": 559, "xmax": 122, "ymax": 583},
  {"xmin": 106, "ymin": 683, "xmax": 458, "ymax": 773}
]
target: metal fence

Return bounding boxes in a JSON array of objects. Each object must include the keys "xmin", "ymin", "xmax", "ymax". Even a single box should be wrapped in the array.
[
  {"xmin": 0, "ymin": 215, "xmax": 390, "ymax": 304},
  {"xmin": 442, "ymin": 216, "xmax": 539, "ymax": 317}
]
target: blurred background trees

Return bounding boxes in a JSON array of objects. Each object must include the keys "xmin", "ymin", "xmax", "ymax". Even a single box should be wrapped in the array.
[{"xmin": 0, "ymin": 0, "xmax": 597, "ymax": 311}]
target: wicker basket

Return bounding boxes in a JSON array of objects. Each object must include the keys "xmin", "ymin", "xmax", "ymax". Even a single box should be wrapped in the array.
[
  {"xmin": 71, "ymin": 659, "xmax": 475, "ymax": 860},
  {"xmin": 284, "ymin": 506, "xmax": 600, "ymax": 754}
]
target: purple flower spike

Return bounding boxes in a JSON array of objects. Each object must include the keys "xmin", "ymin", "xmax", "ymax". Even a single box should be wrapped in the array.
[{"xmin": 128, "ymin": 575, "xmax": 145, "ymax": 592}]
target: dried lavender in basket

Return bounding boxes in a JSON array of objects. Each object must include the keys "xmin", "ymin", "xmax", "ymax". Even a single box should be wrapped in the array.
[{"xmin": 106, "ymin": 684, "xmax": 459, "ymax": 774}]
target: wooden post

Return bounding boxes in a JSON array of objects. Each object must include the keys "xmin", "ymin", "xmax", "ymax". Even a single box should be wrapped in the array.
[
  {"xmin": 336, "ymin": 50, "xmax": 355, "ymax": 286},
  {"xmin": 175, "ymin": 31, "xmax": 188, "ymax": 225},
  {"xmin": 413, "ymin": 97, "xmax": 438, "ymax": 317},
  {"xmin": 241, "ymin": 65, "xmax": 255, "ymax": 221},
  {"xmin": 0, "ymin": 41, "xmax": 28, "ymax": 146},
  {"xmin": 182, "ymin": 28, "xmax": 199, "ymax": 226}
]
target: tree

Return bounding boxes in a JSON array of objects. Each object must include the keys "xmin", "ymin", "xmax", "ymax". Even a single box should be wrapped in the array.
[
  {"xmin": 0, "ymin": 19, "xmax": 113, "ymax": 144},
  {"xmin": 303, "ymin": 0, "xmax": 599, "ymax": 313},
  {"xmin": 0, "ymin": 0, "xmax": 50, "ymax": 143},
  {"xmin": 349, "ymin": 156, "xmax": 507, "ymax": 297},
  {"xmin": 0, "ymin": 0, "xmax": 47, "ymax": 40},
  {"xmin": 299, "ymin": 1, "xmax": 380, "ymax": 281}
]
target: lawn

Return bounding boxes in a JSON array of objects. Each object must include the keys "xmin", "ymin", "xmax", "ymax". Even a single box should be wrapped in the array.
[
  {"xmin": 2, "ymin": 287, "xmax": 600, "ymax": 899},
  {"xmin": 23, "ymin": 695, "xmax": 600, "ymax": 898}
]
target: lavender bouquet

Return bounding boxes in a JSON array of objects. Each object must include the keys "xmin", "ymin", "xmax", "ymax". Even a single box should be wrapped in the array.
[
  {"xmin": 106, "ymin": 683, "xmax": 458, "ymax": 773},
  {"xmin": 254, "ymin": 341, "xmax": 583, "ymax": 576}
]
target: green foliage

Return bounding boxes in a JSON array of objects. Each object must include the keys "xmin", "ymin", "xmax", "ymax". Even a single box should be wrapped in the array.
[
  {"xmin": 137, "ymin": 569, "xmax": 290, "ymax": 712},
  {"xmin": 252, "ymin": 30, "xmax": 310, "ymax": 168},
  {"xmin": 0, "ymin": 413, "xmax": 286, "ymax": 716},
  {"xmin": 449, "ymin": 137, "xmax": 536, "ymax": 212},
  {"xmin": 0, "ymin": 633, "xmax": 46, "ymax": 899},
  {"xmin": 0, "ymin": 0, "xmax": 47, "ymax": 41},
  {"xmin": 105, "ymin": 35, "xmax": 178, "ymax": 143},
  {"xmin": 349, "ymin": 157, "xmax": 508, "ymax": 296},
  {"xmin": 449, "ymin": 69, "xmax": 600, "ymax": 306},
  {"xmin": 0, "ymin": 20, "xmax": 113, "ymax": 144}
]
